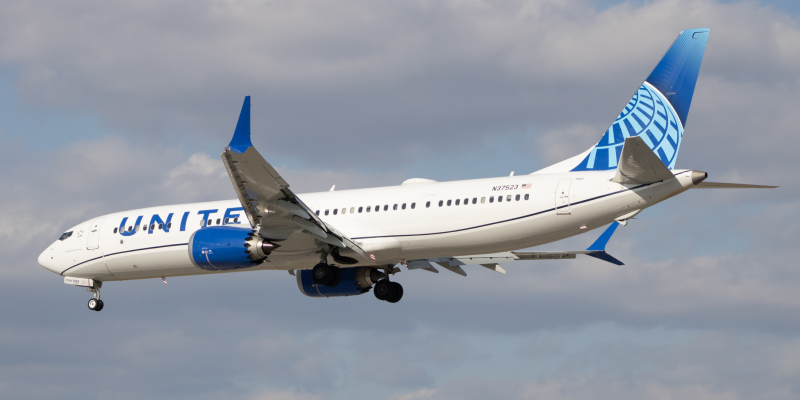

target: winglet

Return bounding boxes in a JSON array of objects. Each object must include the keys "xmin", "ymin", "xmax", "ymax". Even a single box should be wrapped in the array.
[
  {"xmin": 228, "ymin": 96, "xmax": 252, "ymax": 154},
  {"xmin": 585, "ymin": 222, "xmax": 624, "ymax": 265}
]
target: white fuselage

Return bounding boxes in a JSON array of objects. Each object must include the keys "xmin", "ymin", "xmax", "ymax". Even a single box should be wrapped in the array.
[{"xmin": 38, "ymin": 170, "xmax": 697, "ymax": 281}]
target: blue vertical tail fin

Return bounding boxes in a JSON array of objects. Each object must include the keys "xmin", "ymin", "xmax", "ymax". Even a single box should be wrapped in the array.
[{"xmin": 564, "ymin": 29, "xmax": 709, "ymax": 172}]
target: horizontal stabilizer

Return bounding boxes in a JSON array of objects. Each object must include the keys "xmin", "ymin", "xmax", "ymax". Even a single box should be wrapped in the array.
[
  {"xmin": 611, "ymin": 137, "xmax": 675, "ymax": 185},
  {"xmin": 693, "ymin": 182, "xmax": 778, "ymax": 189}
]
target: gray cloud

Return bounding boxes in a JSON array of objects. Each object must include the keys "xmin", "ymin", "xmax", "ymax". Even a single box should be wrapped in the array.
[{"xmin": 1, "ymin": 0, "xmax": 796, "ymax": 174}]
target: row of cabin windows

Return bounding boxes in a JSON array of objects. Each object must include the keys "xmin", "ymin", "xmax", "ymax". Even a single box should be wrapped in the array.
[
  {"xmin": 317, "ymin": 203, "xmax": 416, "ymax": 216},
  {"xmin": 314, "ymin": 193, "xmax": 531, "ymax": 216},
  {"xmin": 438, "ymin": 193, "xmax": 529, "ymax": 207},
  {"xmin": 112, "ymin": 217, "xmax": 239, "ymax": 234}
]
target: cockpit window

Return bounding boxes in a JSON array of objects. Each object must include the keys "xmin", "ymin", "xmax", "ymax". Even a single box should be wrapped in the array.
[{"xmin": 58, "ymin": 231, "xmax": 73, "ymax": 241}]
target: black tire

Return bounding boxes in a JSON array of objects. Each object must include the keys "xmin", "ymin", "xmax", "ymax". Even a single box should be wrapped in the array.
[
  {"xmin": 312, "ymin": 263, "xmax": 334, "ymax": 285},
  {"xmin": 88, "ymin": 298, "xmax": 98, "ymax": 311},
  {"xmin": 95, "ymin": 300, "xmax": 104, "ymax": 311},
  {"xmin": 387, "ymin": 282, "xmax": 404, "ymax": 303},
  {"xmin": 326, "ymin": 266, "xmax": 342, "ymax": 287},
  {"xmin": 373, "ymin": 279, "xmax": 396, "ymax": 301}
]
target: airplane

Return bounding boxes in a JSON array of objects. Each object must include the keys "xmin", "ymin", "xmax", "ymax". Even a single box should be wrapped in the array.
[{"xmin": 38, "ymin": 28, "xmax": 776, "ymax": 311}]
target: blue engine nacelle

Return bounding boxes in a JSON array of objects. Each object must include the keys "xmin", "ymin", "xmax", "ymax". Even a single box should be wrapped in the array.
[
  {"xmin": 188, "ymin": 226, "xmax": 278, "ymax": 271},
  {"xmin": 297, "ymin": 267, "xmax": 385, "ymax": 297}
]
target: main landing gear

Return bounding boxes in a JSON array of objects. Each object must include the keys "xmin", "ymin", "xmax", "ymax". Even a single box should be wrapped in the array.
[
  {"xmin": 87, "ymin": 281, "xmax": 104, "ymax": 311},
  {"xmin": 312, "ymin": 252, "xmax": 404, "ymax": 303},
  {"xmin": 312, "ymin": 262, "xmax": 342, "ymax": 287},
  {"xmin": 373, "ymin": 279, "xmax": 403, "ymax": 303}
]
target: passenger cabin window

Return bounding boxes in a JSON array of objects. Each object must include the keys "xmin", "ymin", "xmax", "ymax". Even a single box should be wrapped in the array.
[
  {"xmin": 350, "ymin": 207, "xmax": 355, "ymax": 214},
  {"xmin": 342, "ymin": 208, "xmax": 346, "ymax": 215},
  {"xmin": 489, "ymin": 196, "xmax": 494, "ymax": 203},
  {"xmin": 58, "ymin": 231, "xmax": 73, "ymax": 241},
  {"xmin": 333, "ymin": 209, "xmax": 338, "ymax": 215},
  {"xmin": 393, "ymin": 204, "xmax": 398, "ymax": 210},
  {"xmin": 464, "ymin": 198, "xmax": 468, "ymax": 205},
  {"xmin": 498, "ymin": 196, "xmax": 503, "ymax": 202},
  {"xmin": 515, "ymin": 194, "xmax": 520, "ymax": 201},
  {"xmin": 402, "ymin": 203, "xmax": 406, "ymax": 210},
  {"xmin": 447, "ymin": 200, "xmax": 452, "ymax": 206},
  {"xmin": 455, "ymin": 199, "xmax": 460, "ymax": 206},
  {"xmin": 426, "ymin": 201, "xmax": 431, "ymax": 208},
  {"xmin": 507, "ymin": 195, "xmax": 512, "ymax": 201},
  {"xmin": 439, "ymin": 200, "xmax": 443, "ymax": 207},
  {"xmin": 411, "ymin": 203, "xmax": 416, "ymax": 209},
  {"xmin": 524, "ymin": 194, "xmax": 529, "ymax": 200},
  {"xmin": 472, "ymin": 198, "xmax": 477, "ymax": 204},
  {"xmin": 481, "ymin": 197, "xmax": 486, "ymax": 204},
  {"xmin": 325, "ymin": 210, "xmax": 329, "ymax": 216},
  {"xmin": 358, "ymin": 207, "xmax": 363, "ymax": 213},
  {"xmin": 375, "ymin": 205, "xmax": 380, "ymax": 212},
  {"xmin": 128, "ymin": 226, "xmax": 133, "ymax": 232},
  {"xmin": 167, "ymin": 222, "xmax": 173, "ymax": 229},
  {"xmin": 315, "ymin": 210, "xmax": 320, "ymax": 216},
  {"xmin": 216, "ymin": 218, "xmax": 221, "ymax": 225},
  {"xmin": 366, "ymin": 206, "xmax": 371, "ymax": 212},
  {"xmin": 113, "ymin": 227, "xmax": 118, "ymax": 234},
  {"xmin": 384, "ymin": 205, "xmax": 388, "ymax": 211}
]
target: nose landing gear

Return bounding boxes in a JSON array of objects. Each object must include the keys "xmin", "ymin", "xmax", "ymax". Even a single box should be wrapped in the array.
[
  {"xmin": 88, "ymin": 297, "xmax": 104, "ymax": 311},
  {"xmin": 87, "ymin": 281, "xmax": 104, "ymax": 311}
]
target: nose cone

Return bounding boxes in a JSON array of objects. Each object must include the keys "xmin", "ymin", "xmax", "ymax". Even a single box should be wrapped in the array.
[{"xmin": 38, "ymin": 244, "xmax": 61, "ymax": 275}]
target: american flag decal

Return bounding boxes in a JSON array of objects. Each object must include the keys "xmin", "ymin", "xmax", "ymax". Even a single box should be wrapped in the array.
[
  {"xmin": 369, "ymin": 253, "xmax": 375, "ymax": 260},
  {"xmin": 521, "ymin": 183, "xmax": 532, "ymax": 189}
]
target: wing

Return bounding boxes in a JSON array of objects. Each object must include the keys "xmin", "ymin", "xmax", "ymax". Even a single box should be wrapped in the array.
[
  {"xmin": 405, "ymin": 222, "xmax": 625, "ymax": 276},
  {"xmin": 221, "ymin": 97, "xmax": 364, "ymax": 255}
]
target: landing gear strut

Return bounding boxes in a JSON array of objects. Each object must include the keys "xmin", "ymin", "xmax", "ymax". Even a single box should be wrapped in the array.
[{"xmin": 87, "ymin": 281, "xmax": 104, "ymax": 311}]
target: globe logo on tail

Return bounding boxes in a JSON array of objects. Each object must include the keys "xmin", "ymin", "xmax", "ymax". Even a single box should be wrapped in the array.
[{"xmin": 572, "ymin": 81, "xmax": 683, "ymax": 171}]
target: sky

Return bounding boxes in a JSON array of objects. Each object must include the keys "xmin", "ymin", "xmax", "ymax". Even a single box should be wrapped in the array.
[{"xmin": 1, "ymin": 0, "xmax": 799, "ymax": 399}]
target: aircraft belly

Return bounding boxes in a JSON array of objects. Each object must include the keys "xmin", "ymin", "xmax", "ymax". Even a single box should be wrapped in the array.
[
  {"xmin": 104, "ymin": 245, "xmax": 196, "ymax": 280},
  {"xmin": 398, "ymin": 212, "xmax": 560, "ymax": 260},
  {"xmin": 61, "ymin": 255, "xmax": 117, "ymax": 281}
]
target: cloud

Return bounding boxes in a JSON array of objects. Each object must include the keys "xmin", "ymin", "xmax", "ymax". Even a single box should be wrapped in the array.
[{"xmin": 0, "ymin": 0, "xmax": 796, "ymax": 175}]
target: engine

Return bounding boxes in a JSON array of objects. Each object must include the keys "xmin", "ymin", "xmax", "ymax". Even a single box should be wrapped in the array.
[
  {"xmin": 188, "ymin": 226, "xmax": 279, "ymax": 271},
  {"xmin": 297, "ymin": 267, "xmax": 385, "ymax": 297}
]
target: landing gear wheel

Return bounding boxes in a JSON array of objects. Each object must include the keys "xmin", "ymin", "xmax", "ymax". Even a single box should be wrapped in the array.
[
  {"xmin": 312, "ymin": 263, "xmax": 341, "ymax": 287},
  {"xmin": 373, "ymin": 279, "xmax": 396, "ymax": 301},
  {"xmin": 88, "ymin": 298, "xmax": 103, "ymax": 311},
  {"xmin": 327, "ymin": 266, "xmax": 342, "ymax": 287},
  {"xmin": 386, "ymin": 282, "xmax": 403, "ymax": 303}
]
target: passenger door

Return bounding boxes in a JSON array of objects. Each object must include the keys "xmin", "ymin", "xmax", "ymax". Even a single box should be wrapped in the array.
[{"xmin": 86, "ymin": 218, "xmax": 105, "ymax": 250}]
